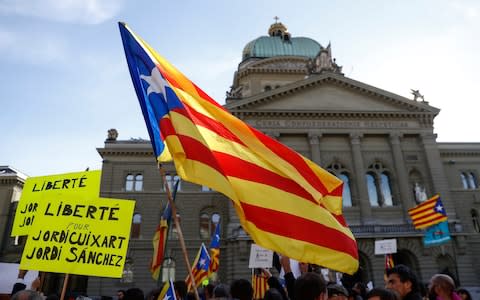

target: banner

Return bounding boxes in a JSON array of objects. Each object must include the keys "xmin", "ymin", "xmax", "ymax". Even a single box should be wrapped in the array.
[
  {"xmin": 423, "ymin": 221, "xmax": 451, "ymax": 247},
  {"xmin": 11, "ymin": 170, "xmax": 101, "ymax": 236},
  {"xmin": 248, "ymin": 244, "xmax": 273, "ymax": 269},
  {"xmin": 19, "ymin": 196, "xmax": 134, "ymax": 278},
  {"xmin": 374, "ymin": 239, "xmax": 397, "ymax": 255}
]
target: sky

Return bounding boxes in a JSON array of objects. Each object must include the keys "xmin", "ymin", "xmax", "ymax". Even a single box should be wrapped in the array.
[{"xmin": 1, "ymin": 0, "xmax": 479, "ymax": 177}]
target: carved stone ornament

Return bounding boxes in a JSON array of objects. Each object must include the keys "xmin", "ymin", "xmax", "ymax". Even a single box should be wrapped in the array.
[{"xmin": 107, "ymin": 128, "xmax": 118, "ymax": 141}]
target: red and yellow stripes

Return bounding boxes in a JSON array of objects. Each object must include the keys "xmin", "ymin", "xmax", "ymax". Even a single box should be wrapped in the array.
[
  {"xmin": 252, "ymin": 271, "xmax": 269, "ymax": 300},
  {"xmin": 408, "ymin": 195, "xmax": 447, "ymax": 229},
  {"xmin": 150, "ymin": 218, "xmax": 168, "ymax": 280},
  {"xmin": 127, "ymin": 25, "xmax": 359, "ymax": 274}
]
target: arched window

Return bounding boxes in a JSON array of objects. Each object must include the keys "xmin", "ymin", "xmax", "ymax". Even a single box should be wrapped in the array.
[
  {"xmin": 326, "ymin": 162, "xmax": 353, "ymax": 207},
  {"xmin": 162, "ymin": 258, "xmax": 176, "ymax": 281},
  {"xmin": 460, "ymin": 173, "xmax": 469, "ymax": 189},
  {"xmin": 199, "ymin": 211, "xmax": 221, "ymax": 239},
  {"xmin": 467, "ymin": 172, "xmax": 478, "ymax": 189},
  {"xmin": 199, "ymin": 213, "xmax": 210, "ymax": 239},
  {"xmin": 380, "ymin": 173, "xmax": 393, "ymax": 206},
  {"xmin": 125, "ymin": 174, "xmax": 134, "ymax": 191},
  {"xmin": 165, "ymin": 174, "xmax": 181, "ymax": 192},
  {"xmin": 366, "ymin": 173, "xmax": 379, "ymax": 207},
  {"xmin": 366, "ymin": 162, "xmax": 394, "ymax": 207},
  {"xmin": 170, "ymin": 213, "xmax": 181, "ymax": 240},
  {"xmin": 120, "ymin": 258, "xmax": 134, "ymax": 283},
  {"xmin": 134, "ymin": 174, "xmax": 143, "ymax": 191},
  {"xmin": 338, "ymin": 173, "xmax": 352, "ymax": 207},
  {"xmin": 472, "ymin": 209, "xmax": 480, "ymax": 233},
  {"xmin": 125, "ymin": 173, "xmax": 143, "ymax": 191},
  {"xmin": 131, "ymin": 213, "xmax": 141, "ymax": 238}
]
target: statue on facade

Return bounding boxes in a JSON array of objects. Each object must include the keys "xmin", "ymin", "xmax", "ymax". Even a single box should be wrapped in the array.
[
  {"xmin": 411, "ymin": 89, "xmax": 425, "ymax": 102},
  {"xmin": 414, "ymin": 182, "xmax": 428, "ymax": 203},
  {"xmin": 309, "ymin": 43, "xmax": 343, "ymax": 75},
  {"xmin": 107, "ymin": 128, "xmax": 118, "ymax": 141}
]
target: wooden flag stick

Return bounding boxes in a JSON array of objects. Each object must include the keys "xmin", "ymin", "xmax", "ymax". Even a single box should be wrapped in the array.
[
  {"xmin": 158, "ymin": 164, "xmax": 200, "ymax": 300},
  {"xmin": 60, "ymin": 273, "xmax": 70, "ymax": 300}
]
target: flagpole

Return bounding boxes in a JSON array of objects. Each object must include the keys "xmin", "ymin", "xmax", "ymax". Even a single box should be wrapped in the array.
[{"xmin": 158, "ymin": 164, "xmax": 201, "ymax": 300}]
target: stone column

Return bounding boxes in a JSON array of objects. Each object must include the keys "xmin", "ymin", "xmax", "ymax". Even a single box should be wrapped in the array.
[
  {"xmin": 308, "ymin": 133, "xmax": 322, "ymax": 165},
  {"xmin": 420, "ymin": 133, "xmax": 456, "ymax": 218},
  {"xmin": 350, "ymin": 133, "xmax": 372, "ymax": 223},
  {"xmin": 389, "ymin": 133, "xmax": 411, "ymax": 220}
]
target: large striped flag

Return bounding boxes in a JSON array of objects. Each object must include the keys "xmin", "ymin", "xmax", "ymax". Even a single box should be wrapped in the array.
[
  {"xmin": 209, "ymin": 222, "xmax": 220, "ymax": 274},
  {"xmin": 185, "ymin": 243, "xmax": 211, "ymax": 291},
  {"xmin": 150, "ymin": 179, "xmax": 180, "ymax": 280},
  {"xmin": 252, "ymin": 269, "xmax": 269, "ymax": 300},
  {"xmin": 119, "ymin": 22, "xmax": 358, "ymax": 274},
  {"xmin": 408, "ymin": 194, "xmax": 447, "ymax": 229}
]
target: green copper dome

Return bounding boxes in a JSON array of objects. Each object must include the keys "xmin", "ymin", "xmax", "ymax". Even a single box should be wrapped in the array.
[{"xmin": 242, "ymin": 21, "xmax": 321, "ymax": 60}]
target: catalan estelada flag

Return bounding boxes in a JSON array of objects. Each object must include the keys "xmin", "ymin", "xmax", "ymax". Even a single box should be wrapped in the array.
[
  {"xmin": 408, "ymin": 194, "xmax": 447, "ymax": 229},
  {"xmin": 150, "ymin": 179, "xmax": 179, "ymax": 281},
  {"xmin": 158, "ymin": 279, "xmax": 177, "ymax": 300},
  {"xmin": 185, "ymin": 243, "xmax": 211, "ymax": 291},
  {"xmin": 119, "ymin": 22, "xmax": 358, "ymax": 274},
  {"xmin": 385, "ymin": 253, "xmax": 394, "ymax": 270},
  {"xmin": 209, "ymin": 222, "xmax": 220, "ymax": 274},
  {"xmin": 252, "ymin": 269, "xmax": 269, "ymax": 300}
]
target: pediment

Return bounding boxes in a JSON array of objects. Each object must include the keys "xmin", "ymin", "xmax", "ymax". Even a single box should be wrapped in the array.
[{"xmin": 225, "ymin": 73, "xmax": 439, "ymax": 115}]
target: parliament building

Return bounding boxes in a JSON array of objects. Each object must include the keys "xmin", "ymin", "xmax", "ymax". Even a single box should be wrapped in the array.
[{"xmin": 1, "ymin": 21, "xmax": 480, "ymax": 297}]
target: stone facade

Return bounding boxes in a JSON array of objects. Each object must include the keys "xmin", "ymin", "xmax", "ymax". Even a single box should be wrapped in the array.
[
  {"xmin": 87, "ymin": 31, "xmax": 480, "ymax": 296},
  {"xmin": 2, "ymin": 23, "xmax": 480, "ymax": 298},
  {"xmin": 0, "ymin": 166, "xmax": 27, "ymax": 263}
]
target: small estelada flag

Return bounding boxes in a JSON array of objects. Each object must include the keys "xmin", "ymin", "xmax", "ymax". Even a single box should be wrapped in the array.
[{"xmin": 408, "ymin": 194, "xmax": 447, "ymax": 229}]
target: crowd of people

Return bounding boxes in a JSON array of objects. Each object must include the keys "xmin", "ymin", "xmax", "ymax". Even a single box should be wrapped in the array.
[{"xmin": 10, "ymin": 263, "xmax": 475, "ymax": 300}]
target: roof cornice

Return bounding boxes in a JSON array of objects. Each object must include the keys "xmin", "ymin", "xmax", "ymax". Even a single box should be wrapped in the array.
[{"xmin": 226, "ymin": 73, "xmax": 440, "ymax": 114}]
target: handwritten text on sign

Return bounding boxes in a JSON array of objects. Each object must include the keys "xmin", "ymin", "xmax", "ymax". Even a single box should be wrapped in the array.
[
  {"xmin": 11, "ymin": 170, "xmax": 101, "ymax": 236},
  {"xmin": 20, "ymin": 196, "xmax": 134, "ymax": 278}
]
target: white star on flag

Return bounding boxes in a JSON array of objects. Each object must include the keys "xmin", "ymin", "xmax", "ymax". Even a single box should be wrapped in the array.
[
  {"xmin": 435, "ymin": 204, "xmax": 443, "ymax": 212},
  {"xmin": 140, "ymin": 67, "xmax": 169, "ymax": 98}
]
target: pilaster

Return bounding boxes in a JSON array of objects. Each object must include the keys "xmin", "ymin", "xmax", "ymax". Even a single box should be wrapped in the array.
[
  {"xmin": 350, "ymin": 133, "xmax": 372, "ymax": 223},
  {"xmin": 389, "ymin": 133, "xmax": 411, "ymax": 220}
]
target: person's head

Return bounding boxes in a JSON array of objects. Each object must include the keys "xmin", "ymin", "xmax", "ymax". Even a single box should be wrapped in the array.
[
  {"xmin": 366, "ymin": 288, "xmax": 399, "ymax": 300},
  {"xmin": 124, "ymin": 288, "xmax": 144, "ymax": 300},
  {"xmin": 117, "ymin": 290, "xmax": 126, "ymax": 300},
  {"xmin": 327, "ymin": 284, "xmax": 349, "ymax": 300},
  {"xmin": 294, "ymin": 272, "xmax": 327, "ymax": 300},
  {"xmin": 204, "ymin": 284, "xmax": 215, "ymax": 299},
  {"xmin": 11, "ymin": 290, "xmax": 44, "ymax": 300},
  {"xmin": 264, "ymin": 289, "xmax": 283, "ymax": 300},
  {"xmin": 174, "ymin": 280, "xmax": 188, "ymax": 300},
  {"xmin": 213, "ymin": 283, "xmax": 229, "ymax": 298},
  {"xmin": 230, "ymin": 279, "xmax": 253, "ymax": 300},
  {"xmin": 429, "ymin": 274, "xmax": 455, "ymax": 298},
  {"xmin": 145, "ymin": 288, "xmax": 162, "ymax": 300},
  {"xmin": 456, "ymin": 289, "xmax": 472, "ymax": 300},
  {"xmin": 386, "ymin": 264, "xmax": 419, "ymax": 298},
  {"xmin": 352, "ymin": 282, "xmax": 367, "ymax": 299}
]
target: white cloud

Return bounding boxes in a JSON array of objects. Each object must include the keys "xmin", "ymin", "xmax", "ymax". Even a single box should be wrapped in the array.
[
  {"xmin": 0, "ymin": 0, "xmax": 124, "ymax": 24},
  {"xmin": 0, "ymin": 27, "xmax": 68, "ymax": 65}
]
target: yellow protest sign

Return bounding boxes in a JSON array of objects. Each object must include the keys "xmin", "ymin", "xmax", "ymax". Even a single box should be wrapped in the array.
[
  {"xmin": 11, "ymin": 170, "xmax": 101, "ymax": 236},
  {"xmin": 20, "ymin": 196, "xmax": 135, "ymax": 278}
]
